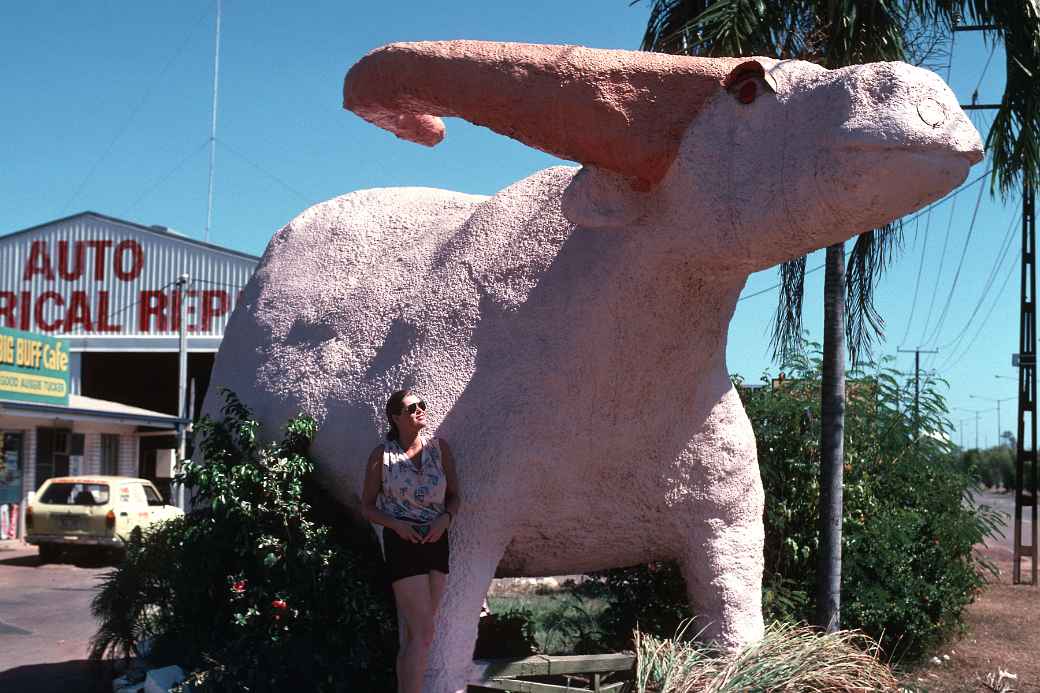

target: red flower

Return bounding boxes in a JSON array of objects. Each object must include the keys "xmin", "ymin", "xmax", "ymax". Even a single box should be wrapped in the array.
[
  {"xmin": 231, "ymin": 580, "xmax": 247, "ymax": 593},
  {"xmin": 272, "ymin": 599, "xmax": 287, "ymax": 610}
]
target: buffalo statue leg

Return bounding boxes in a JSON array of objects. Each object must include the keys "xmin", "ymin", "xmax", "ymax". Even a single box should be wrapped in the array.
[
  {"xmin": 423, "ymin": 512, "xmax": 512, "ymax": 693},
  {"xmin": 677, "ymin": 472, "xmax": 766, "ymax": 650}
]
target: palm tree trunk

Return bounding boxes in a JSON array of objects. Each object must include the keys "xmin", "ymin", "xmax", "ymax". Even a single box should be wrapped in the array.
[{"xmin": 816, "ymin": 241, "xmax": 846, "ymax": 633}]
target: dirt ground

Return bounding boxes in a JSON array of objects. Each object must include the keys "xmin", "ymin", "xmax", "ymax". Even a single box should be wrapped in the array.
[{"xmin": 900, "ymin": 553, "xmax": 1040, "ymax": 692}]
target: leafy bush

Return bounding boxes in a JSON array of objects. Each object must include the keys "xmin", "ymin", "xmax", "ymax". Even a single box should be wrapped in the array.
[
  {"xmin": 487, "ymin": 589, "xmax": 611, "ymax": 655},
  {"xmin": 90, "ymin": 390, "xmax": 397, "ymax": 692},
  {"xmin": 748, "ymin": 349, "xmax": 1002, "ymax": 658},
  {"xmin": 574, "ymin": 346, "xmax": 1002, "ymax": 661},
  {"xmin": 473, "ymin": 608, "xmax": 539, "ymax": 658},
  {"xmin": 961, "ymin": 444, "xmax": 1028, "ymax": 491},
  {"xmin": 571, "ymin": 563, "xmax": 691, "ymax": 653}
]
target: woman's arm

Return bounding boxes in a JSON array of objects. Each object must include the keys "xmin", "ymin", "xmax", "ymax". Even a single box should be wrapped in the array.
[
  {"xmin": 361, "ymin": 445, "xmax": 422, "ymax": 542},
  {"xmin": 425, "ymin": 438, "xmax": 462, "ymax": 543}
]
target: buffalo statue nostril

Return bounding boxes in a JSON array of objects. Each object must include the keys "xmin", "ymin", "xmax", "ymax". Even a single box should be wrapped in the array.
[{"xmin": 917, "ymin": 97, "xmax": 947, "ymax": 128}]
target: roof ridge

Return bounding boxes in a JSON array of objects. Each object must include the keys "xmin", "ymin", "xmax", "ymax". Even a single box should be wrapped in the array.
[{"xmin": 1, "ymin": 211, "xmax": 261, "ymax": 261}]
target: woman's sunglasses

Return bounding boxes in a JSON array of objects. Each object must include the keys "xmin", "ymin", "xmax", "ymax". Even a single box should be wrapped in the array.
[{"xmin": 402, "ymin": 400, "xmax": 427, "ymax": 415}]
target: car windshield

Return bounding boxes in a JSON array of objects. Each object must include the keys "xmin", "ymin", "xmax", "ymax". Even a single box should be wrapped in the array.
[{"xmin": 40, "ymin": 482, "xmax": 110, "ymax": 506}]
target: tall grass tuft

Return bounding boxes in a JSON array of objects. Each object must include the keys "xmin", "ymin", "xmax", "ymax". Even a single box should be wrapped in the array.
[{"xmin": 634, "ymin": 621, "xmax": 898, "ymax": 692}]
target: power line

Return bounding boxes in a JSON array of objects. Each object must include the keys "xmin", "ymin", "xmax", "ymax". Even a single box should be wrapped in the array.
[
  {"xmin": 938, "ymin": 249, "xmax": 1021, "ymax": 373},
  {"xmin": 216, "ymin": 138, "xmax": 313, "ymax": 205},
  {"xmin": 937, "ymin": 205, "xmax": 1020, "ymax": 353},
  {"xmin": 59, "ymin": 3, "xmax": 214, "ymax": 215},
  {"xmin": 920, "ymin": 175, "xmax": 988, "ymax": 348},
  {"xmin": 903, "ymin": 172, "xmax": 991, "ymax": 347},
  {"xmin": 126, "ymin": 140, "xmax": 210, "ymax": 213},
  {"xmin": 193, "ymin": 278, "xmax": 244, "ymax": 290},
  {"xmin": 63, "ymin": 281, "xmax": 176, "ymax": 334},
  {"xmin": 902, "ymin": 169, "xmax": 991, "ymax": 227},
  {"xmin": 737, "ymin": 263, "xmax": 824, "ymax": 302},
  {"xmin": 899, "ymin": 210, "xmax": 931, "ymax": 347},
  {"xmin": 971, "ymin": 43, "xmax": 998, "ymax": 106},
  {"xmin": 915, "ymin": 192, "xmax": 958, "ymax": 344}
]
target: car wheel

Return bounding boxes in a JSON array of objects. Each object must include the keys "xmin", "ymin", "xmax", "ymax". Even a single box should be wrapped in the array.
[{"xmin": 37, "ymin": 543, "xmax": 60, "ymax": 563}]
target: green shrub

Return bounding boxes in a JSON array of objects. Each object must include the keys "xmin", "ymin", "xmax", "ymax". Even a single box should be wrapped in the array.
[
  {"xmin": 90, "ymin": 390, "xmax": 397, "ymax": 692},
  {"xmin": 473, "ymin": 608, "xmax": 539, "ymax": 658},
  {"xmin": 961, "ymin": 445, "xmax": 1017, "ymax": 490},
  {"xmin": 572, "ymin": 563, "xmax": 691, "ymax": 653},
  {"xmin": 487, "ymin": 589, "xmax": 612, "ymax": 655},
  {"xmin": 576, "ymin": 347, "xmax": 1002, "ymax": 661}
]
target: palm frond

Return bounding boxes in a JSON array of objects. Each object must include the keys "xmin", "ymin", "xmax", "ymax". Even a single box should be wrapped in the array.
[
  {"xmin": 844, "ymin": 222, "xmax": 904, "ymax": 366},
  {"xmin": 769, "ymin": 257, "xmax": 807, "ymax": 363},
  {"xmin": 638, "ymin": 0, "xmax": 716, "ymax": 53},
  {"xmin": 637, "ymin": 0, "xmax": 793, "ymax": 57}
]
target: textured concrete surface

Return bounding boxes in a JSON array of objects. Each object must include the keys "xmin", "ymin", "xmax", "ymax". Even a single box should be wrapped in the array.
[{"xmin": 206, "ymin": 42, "xmax": 983, "ymax": 692}]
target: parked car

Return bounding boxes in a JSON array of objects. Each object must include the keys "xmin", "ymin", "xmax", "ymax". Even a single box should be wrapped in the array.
[{"xmin": 26, "ymin": 475, "xmax": 183, "ymax": 562}]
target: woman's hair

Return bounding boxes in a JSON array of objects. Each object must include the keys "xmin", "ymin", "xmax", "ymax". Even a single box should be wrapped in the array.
[{"xmin": 385, "ymin": 389, "xmax": 412, "ymax": 441}]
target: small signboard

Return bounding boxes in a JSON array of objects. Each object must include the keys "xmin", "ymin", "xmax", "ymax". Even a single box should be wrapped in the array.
[
  {"xmin": 1013, "ymin": 353, "xmax": 1035, "ymax": 367},
  {"xmin": 0, "ymin": 327, "xmax": 70, "ymax": 405}
]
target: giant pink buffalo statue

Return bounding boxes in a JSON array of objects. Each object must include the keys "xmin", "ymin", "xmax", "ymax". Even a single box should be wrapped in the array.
[{"xmin": 204, "ymin": 41, "xmax": 983, "ymax": 691}]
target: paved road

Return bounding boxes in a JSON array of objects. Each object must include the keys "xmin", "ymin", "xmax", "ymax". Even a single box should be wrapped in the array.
[
  {"xmin": 973, "ymin": 488, "xmax": 1035, "ymax": 561},
  {"xmin": 0, "ymin": 544, "xmax": 117, "ymax": 693}
]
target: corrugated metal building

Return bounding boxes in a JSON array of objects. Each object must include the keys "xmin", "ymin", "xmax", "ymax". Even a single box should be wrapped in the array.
[{"xmin": 0, "ymin": 212, "xmax": 259, "ymax": 535}]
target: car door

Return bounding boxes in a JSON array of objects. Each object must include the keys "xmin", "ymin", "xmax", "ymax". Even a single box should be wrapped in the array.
[
  {"xmin": 126, "ymin": 483, "xmax": 151, "ymax": 534},
  {"xmin": 141, "ymin": 483, "xmax": 169, "ymax": 525}
]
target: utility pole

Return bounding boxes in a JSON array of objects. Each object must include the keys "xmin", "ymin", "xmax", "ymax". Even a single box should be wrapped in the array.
[
  {"xmin": 970, "ymin": 394, "xmax": 1016, "ymax": 447},
  {"xmin": 955, "ymin": 16, "xmax": 1037, "ymax": 588},
  {"xmin": 897, "ymin": 347, "xmax": 938, "ymax": 441},
  {"xmin": 958, "ymin": 418, "xmax": 972, "ymax": 450},
  {"xmin": 175, "ymin": 274, "xmax": 191, "ymax": 510},
  {"xmin": 1015, "ymin": 178, "xmax": 1038, "ymax": 584},
  {"xmin": 954, "ymin": 407, "xmax": 989, "ymax": 450}
]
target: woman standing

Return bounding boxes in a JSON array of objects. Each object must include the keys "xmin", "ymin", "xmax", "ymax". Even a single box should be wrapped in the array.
[{"xmin": 361, "ymin": 390, "xmax": 461, "ymax": 693}]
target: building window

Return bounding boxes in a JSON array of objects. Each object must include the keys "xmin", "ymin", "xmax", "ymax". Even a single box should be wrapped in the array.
[
  {"xmin": 0, "ymin": 433, "xmax": 24, "ymax": 506},
  {"xmin": 35, "ymin": 428, "xmax": 83, "ymax": 487},
  {"xmin": 101, "ymin": 435, "xmax": 120, "ymax": 476}
]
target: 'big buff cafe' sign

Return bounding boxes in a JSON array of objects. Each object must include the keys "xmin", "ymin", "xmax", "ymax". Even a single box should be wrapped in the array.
[{"xmin": 0, "ymin": 327, "xmax": 70, "ymax": 405}]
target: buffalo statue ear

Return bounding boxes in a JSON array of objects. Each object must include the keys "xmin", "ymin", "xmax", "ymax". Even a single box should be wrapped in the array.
[{"xmin": 561, "ymin": 166, "xmax": 653, "ymax": 228}]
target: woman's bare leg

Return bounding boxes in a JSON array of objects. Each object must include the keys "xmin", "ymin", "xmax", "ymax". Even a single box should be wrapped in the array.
[
  {"xmin": 429, "ymin": 570, "xmax": 448, "ymax": 617},
  {"xmin": 396, "ymin": 607, "xmax": 410, "ymax": 693},
  {"xmin": 393, "ymin": 574, "xmax": 436, "ymax": 693}
]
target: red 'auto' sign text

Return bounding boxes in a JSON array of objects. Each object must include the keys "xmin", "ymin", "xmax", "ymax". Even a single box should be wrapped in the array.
[{"xmin": 0, "ymin": 240, "xmax": 238, "ymax": 334}]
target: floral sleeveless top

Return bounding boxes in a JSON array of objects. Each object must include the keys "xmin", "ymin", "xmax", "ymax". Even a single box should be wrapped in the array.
[{"xmin": 375, "ymin": 437, "xmax": 447, "ymax": 525}]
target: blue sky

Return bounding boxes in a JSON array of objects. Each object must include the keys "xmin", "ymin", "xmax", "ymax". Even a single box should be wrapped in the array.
[{"xmin": 1, "ymin": 1, "xmax": 1020, "ymax": 448}]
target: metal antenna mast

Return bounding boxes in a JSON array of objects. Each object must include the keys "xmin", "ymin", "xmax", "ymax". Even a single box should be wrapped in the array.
[{"xmin": 205, "ymin": 0, "xmax": 223, "ymax": 244}]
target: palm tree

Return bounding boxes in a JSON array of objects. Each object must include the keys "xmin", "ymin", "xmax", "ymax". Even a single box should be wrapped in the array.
[{"xmin": 637, "ymin": 0, "xmax": 1040, "ymax": 632}]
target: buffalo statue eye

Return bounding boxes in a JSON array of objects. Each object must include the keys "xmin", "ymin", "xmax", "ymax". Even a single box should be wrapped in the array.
[{"xmin": 737, "ymin": 79, "xmax": 757, "ymax": 104}]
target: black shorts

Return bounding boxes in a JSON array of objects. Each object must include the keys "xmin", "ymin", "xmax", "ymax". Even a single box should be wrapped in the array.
[{"xmin": 383, "ymin": 526, "xmax": 450, "ymax": 584}]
